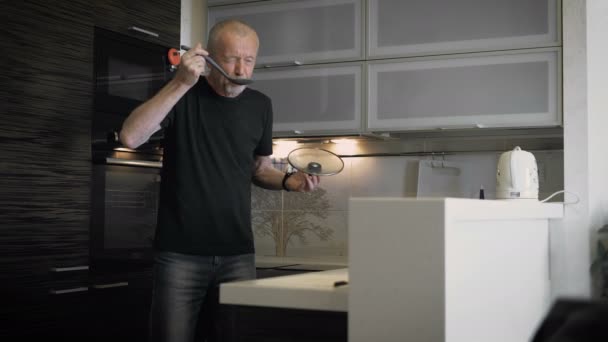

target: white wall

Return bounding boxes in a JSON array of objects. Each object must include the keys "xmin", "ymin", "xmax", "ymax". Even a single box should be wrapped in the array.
[
  {"xmin": 586, "ymin": 2, "xmax": 608, "ymax": 232},
  {"xmin": 554, "ymin": 0, "xmax": 608, "ymax": 298},
  {"xmin": 585, "ymin": 0, "xmax": 608, "ymax": 296},
  {"xmin": 253, "ymin": 151, "xmax": 564, "ymax": 258},
  {"xmin": 181, "ymin": 0, "xmax": 206, "ymax": 48}
]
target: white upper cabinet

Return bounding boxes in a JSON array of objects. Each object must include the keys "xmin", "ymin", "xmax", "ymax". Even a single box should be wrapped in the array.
[
  {"xmin": 207, "ymin": 0, "xmax": 562, "ymax": 135},
  {"xmin": 250, "ymin": 63, "xmax": 363, "ymax": 136},
  {"xmin": 367, "ymin": 49, "xmax": 560, "ymax": 131},
  {"xmin": 368, "ymin": 0, "xmax": 559, "ymax": 58},
  {"xmin": 208, "ymin": 0, "xmax": 364, "ymax": 67}
]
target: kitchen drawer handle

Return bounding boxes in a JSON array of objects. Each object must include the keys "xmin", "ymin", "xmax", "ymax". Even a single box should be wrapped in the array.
[
  {"xmin": 50, "ymin": 287, "xmax": 89, "ymax": 295},
  {"xmin": 128, "ymin": 26, "xmax": 160, "ymax": 38},
  {"xmin": 50, "ymin": 265, "xmax": 89, "ymax": 272},
  {"xmin": 106, "ymin": 157, "xmax": 162, "ymax": 168},
  {"xmin": 263, "ymin": 61, "xmax": 303, "ymax": 68},
  {"xmin": 92, "ymin": 282, "xmax": 129, "ymax": 289}
]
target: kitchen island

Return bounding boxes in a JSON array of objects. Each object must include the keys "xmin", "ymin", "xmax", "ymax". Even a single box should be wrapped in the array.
[
  {"xmin": 221, "ymin": 198, "xmax": 562, "ymax": 342},
  {"xmin": 349, "ymin": 197, "xmax": 563, "ymax": 342},
  {"xmin": 221, "ymin": 268, "xmax": 348, "ymax": 312},
  {"xmin": 219, "ymin": 268, "xmax": 348, "ymax": 342}
]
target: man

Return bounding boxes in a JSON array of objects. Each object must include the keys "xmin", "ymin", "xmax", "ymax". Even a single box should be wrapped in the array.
[{"xmin": 120, "ymin": 19, "xmax": 320, "ymax": 342}]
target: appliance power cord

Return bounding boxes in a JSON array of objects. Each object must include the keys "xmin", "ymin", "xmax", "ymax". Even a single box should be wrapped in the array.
[{"xmin": 540, "ymin": 190, "xmax": 580, "ymax": 205}]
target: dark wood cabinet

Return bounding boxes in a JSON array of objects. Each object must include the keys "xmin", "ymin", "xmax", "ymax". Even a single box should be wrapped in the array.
[
  {"xmin": 0, "ymin": 1, "xmax": 93, "ymax": 337},
  {"xmin": 0, "ymin": 0, "xmax": 178, "ymax": 339},
  {"xmin": 94, "ymin": 0, "xmax": 180, "ymax": 47},
  {"xmin": 88, "ymin": 267, "xmax": 154, "ymax": 341},
  {"xmin": 219, "ymin": 305, "xmax": 347, "ymax": 342}
]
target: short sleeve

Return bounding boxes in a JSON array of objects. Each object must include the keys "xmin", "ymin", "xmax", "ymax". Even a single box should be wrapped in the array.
[{"xmin": 254, "ymin": 97, "xmax": 274, "ymax": 156}]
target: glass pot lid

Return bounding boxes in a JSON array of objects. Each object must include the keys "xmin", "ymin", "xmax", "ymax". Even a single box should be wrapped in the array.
[{"xmin": 286, "ymin": 148, "xmax": 344, "ymax": 176}]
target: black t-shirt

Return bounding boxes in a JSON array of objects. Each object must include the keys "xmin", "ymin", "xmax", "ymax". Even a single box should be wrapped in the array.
[{"xmin": 155, "ymin": 78, "xmax": 273, "ymax": 255}]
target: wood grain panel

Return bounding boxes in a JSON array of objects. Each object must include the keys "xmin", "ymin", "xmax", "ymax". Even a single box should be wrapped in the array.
[
  {"xmin": 0, "ymin": 0, "xmax": 179, "ymax": 337},
  {"xmin": 94, "ymin": 0, "xmax": 180, "ymax": 47},
  {"xmin": 0, "ymin": 0, "xmax": 93, "ymax": 294}
]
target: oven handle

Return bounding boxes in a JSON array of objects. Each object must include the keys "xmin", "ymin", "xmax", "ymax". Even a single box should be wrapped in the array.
[{"xmin": 105, "ymin": 157, "xmax": 162, "ymax": 169}]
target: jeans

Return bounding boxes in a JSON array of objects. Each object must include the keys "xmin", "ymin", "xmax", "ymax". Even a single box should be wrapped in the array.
[{"xmin": 148, "ymin": 251, "xmax": 256, "ymax": 342}]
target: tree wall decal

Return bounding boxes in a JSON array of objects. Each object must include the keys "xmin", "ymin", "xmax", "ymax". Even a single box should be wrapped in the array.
[{"xmin": 252, "ymin": 185, "xmax": 334, "ymax": 257}]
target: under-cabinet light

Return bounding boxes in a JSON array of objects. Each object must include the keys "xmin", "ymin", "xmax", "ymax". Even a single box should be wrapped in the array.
[
  {"xmin": 271, "ymin": 140, "xmax": 299, "ymax": 159},
  {"xmin": 330, "ymin": 139, "xmax": 360, "ymax": 155}
]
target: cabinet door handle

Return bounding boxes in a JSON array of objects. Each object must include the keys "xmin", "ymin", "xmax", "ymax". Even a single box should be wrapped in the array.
[
  {"xmin": 92, "ymin": 282, "xmax": 129, "ymax": 289},
  {"xmin": 263, "ymin": 61, "xmax": 303, "ymax": 68},
  {"xmin": 437, "ymin": 123, "xmax": 485, "ymax": 130},
  {"xmin": 50, "ymin": 287, "xmax": 89, "ymax": 295},
  {"xmin": 128, "ymin": 26, "xmax": 160, "ymax": 38},
  {"xmin": 50, "ymin": 265, "xmax": 89, "ymax": 272}
]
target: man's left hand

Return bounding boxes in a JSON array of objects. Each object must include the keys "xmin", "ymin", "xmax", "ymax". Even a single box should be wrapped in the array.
[{"xmin": 286, "ymin": 172, "xmax": 320, "ymax": 192}]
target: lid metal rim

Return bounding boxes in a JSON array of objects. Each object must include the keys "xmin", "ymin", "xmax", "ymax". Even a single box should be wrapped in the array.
[{"xmin": 286, "ymin": 147, "xmax": 345, "ymax": 176}]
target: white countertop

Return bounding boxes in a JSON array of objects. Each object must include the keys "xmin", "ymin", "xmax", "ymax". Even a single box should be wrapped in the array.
[
  {"xmin": 220, "ymin": 268, "xmax": 349, "ymax": 312},
  {"xmin": 350, "ymin": 197, "xmax": 564, "ymax": 221}
]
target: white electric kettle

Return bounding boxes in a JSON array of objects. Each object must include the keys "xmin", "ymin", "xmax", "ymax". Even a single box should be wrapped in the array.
[{"xmin": 496, "ymin": 146, "xmax": 539, "ymax": 200}]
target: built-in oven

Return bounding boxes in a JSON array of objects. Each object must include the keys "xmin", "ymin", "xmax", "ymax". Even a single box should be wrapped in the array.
[
  {"xmin": 90, "ymin": 149, "xmax": 162, "ymax": 262},
  {"xmin": 92, "ymin": 26, "xmax": 175, "ymax": 147},
  {"xmin": 91, "ymin": 27, "xmax": 173, "ymax": 263}
]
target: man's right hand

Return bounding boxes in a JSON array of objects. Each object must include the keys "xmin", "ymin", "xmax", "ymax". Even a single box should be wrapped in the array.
[
  {"xmin": 120, "ymin": 44, "xmax": 205, "ymax": 149},
  {"xmin": 174, "ymin": 42, "xmax": 208, "ymax": 87}
]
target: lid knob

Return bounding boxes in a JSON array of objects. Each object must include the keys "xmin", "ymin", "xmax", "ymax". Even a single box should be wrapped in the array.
[{"xmin": 306, "ymin": 162, "xmax": 322, "ymax": 174}]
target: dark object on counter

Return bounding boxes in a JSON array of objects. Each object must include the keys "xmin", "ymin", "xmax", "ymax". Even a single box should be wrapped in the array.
[
  {"xmin": 479, "ymin": 185, "xmax": 485, "ymax": 199},
  {"xmin": 333, "ymin": 280, "xmax": 348, "ymax": 287},
  {"xmin": 531, "ymin": 298, "xmax": 608, "ymax": 342}
]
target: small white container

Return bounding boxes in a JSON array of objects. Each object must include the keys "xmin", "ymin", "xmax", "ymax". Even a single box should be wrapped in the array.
[{"xmin": 496, "ymin": 146, "xmax": 539, "ymax": 200}]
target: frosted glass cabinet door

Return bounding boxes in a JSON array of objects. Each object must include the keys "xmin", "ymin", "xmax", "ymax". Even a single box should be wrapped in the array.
[
  {"xmin": 368, "ymin": 0, "xmax": 559, "ymax": 58},
  {"xmin": 208, "ymin": 0, "xmax": 363, "ymax": 66},
  {"xmin": 250, "ymin": 63, "xmax": 363, "ymax": 136},
  {"xmin": 367, "ymin": 49, "xmax": 560, "ymax": 131}
]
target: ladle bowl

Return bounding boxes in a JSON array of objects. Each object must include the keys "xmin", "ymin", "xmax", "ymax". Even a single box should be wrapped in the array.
[{"xmin": 180, "ymin": 45, "xmax": 253, "ymax": 86}]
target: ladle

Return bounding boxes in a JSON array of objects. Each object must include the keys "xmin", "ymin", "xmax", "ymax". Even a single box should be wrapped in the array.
[{"xmin": 180, "ymin": 45, "xmax": 253, "ymax": 86}]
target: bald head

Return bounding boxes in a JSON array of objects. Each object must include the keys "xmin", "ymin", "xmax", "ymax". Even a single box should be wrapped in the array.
[
  {"xmin": 204, "ymin": 19, "xmax": 259, "ymax": 97},
  {"xmin": 207, "ymin": 19, "xmax": 259, "ymax": 56}
]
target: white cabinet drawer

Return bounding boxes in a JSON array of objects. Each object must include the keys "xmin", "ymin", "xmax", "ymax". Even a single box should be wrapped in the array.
[
  {"xmin": 367, "ymin": 49, "xmax": 561, "ymax": 131},
  {"xmin": 368, "ymin": 0, "xmax": 559, "ymax": 58},
  {"xmin": 250, "ymin": 63, "xmax": 363, "ymax": 136}
]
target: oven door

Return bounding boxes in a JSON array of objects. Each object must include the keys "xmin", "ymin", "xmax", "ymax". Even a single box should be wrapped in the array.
[
  {"xmin": 92, "ymin": 27, "xmax": 173, "ymax": 145},
  {"xmin": 90, "ymin": 157, "xmax": 162, "ymax": 262}
]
